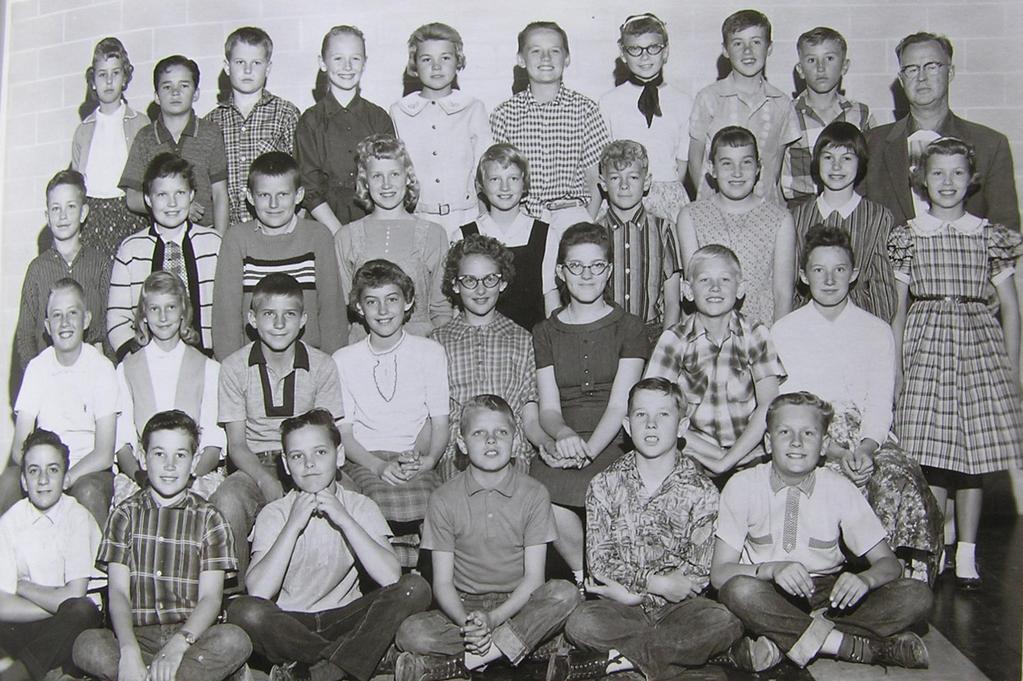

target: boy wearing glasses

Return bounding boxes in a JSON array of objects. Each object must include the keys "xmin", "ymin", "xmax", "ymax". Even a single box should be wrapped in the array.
[
  {"xmin": 596, "ymin": 140, "xmax": 682, "ymax": 346},
  {"xmin": 599, "ymin": 13, "xmax": 693, "ymax": 222},
  {"xmin": 644, "ymin": 245, "xmax": 786, "ymax": 481},
  {"xmin": 863, "ymin": 32, "xmax": 1019, "ymax": 229},
  {"xmin": 431, "ymin": 235, "xmax": 556, "ymax": 480}
]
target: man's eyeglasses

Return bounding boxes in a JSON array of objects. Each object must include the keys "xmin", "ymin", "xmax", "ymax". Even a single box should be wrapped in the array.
[
  {"xmin": 899, "ymin": 62, "xmax": 947, "ymax": 79},
  {"xmin": 562, "ymin": 260, "xmax": 611, "ymax": 276},
  {"xmin": 454, "ymin": 273, "xmax": 503, "ymax": 289},
  {"xmin": 622, "ymin": 44, "xmax": 666, "ymax": 57}
]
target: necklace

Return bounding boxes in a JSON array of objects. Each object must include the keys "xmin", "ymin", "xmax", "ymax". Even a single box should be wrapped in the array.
[{"xmin": 368, "ymin": 332, "xmax": 406, "ymax": 403}]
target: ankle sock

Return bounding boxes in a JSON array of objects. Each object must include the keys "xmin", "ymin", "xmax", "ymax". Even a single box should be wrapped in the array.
[
  {"xmin": 955, "ymin": 542, "xmax": 979, "ymax": 578},
  {"xmin": 572, "ymin": 569, "xmax": 584, "ymax": 584}
]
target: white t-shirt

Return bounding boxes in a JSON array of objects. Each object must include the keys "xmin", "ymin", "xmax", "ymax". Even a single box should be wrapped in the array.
[
  {"xmin": 83, "ymin": 103, "xmax": 129, "ymax": 199},
  {"xmin": 15, "ymin": 344, "xmax": 119, "ymax": 468}
]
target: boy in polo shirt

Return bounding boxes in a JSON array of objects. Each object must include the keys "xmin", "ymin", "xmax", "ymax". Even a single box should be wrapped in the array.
[
  {"xmin": 206, "ymin": 27, "xmax": 301, "ymax": 226},
  {"xmin": 596, "ymin": 140, "xmax": 682, "ymax": 345},
  {"xmin": 120, "ymin": 55, "xmax": 229, "ymax": 233},
  {"xmin": 73, "ymin": 410, "xmax": 250, "ymax": 681},
  {"xmin": 711, "ymin": 392, "xmax": 933, "ymax": 672},
  {"xmin": 394, "ymin": 395, "xmax": 579, "ymax": 681},
  {"xmin": 3, "ymin": 279, "xmax": 118, "ymax": 526},
  {"xmin": 212, "ymin": 151, "xmax": 346, "ymax": 360},
  {"xmin": 556, "ymin": 378, "xmax": 741, "ymax": 681},
  {"xmin": 688, "ymin": 9, "xmax": 799, "ymax": 205},
  {"xmin": 211, "ymin": 273, "xmax": 344, "ymax": 585},
  {"xmin": 490, "ymin": 21, "xmax": 610, "ymax": 230},
  {"xmin": 227, "ymin": 409, "xmax": 430, "ymax": 681},
  {"xmin": 644, "ymin": 245, "xmax": 785, "ymax": 479},
  {"xmin": 0, "ymin": 430, "xmax": 102, "ymax": 681}
]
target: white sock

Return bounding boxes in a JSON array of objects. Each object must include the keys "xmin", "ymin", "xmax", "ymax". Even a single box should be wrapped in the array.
[
  {"xmin": 820, "ymin": 630, "xmax": 844, "ymax": 656},
  {"xmin": 465, "ymin": 646, "xmax": 502, "ymax": 670},
  {"xmin": 572, "ymin": 569, "xmax": 584, "ymax": 584},
  {"xmin": 606, "ymin": 649, "xmax": 634, "ymax": 673},
  {"xmin": 955, "ymin": 542, "xmax": 979, "ymax": 578}
]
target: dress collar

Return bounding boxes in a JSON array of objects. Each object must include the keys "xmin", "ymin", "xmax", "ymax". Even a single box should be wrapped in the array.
[
  {"xmin": 396, "ymin": 90, "xmax": 473, "ymax": 116},
  {"xmin": 816, "ymin": 192, "xmax": 862, "ymax": 220},
  {"xmin": 910, "ymin": 212, "xmax": 986, "ymax": 237}
]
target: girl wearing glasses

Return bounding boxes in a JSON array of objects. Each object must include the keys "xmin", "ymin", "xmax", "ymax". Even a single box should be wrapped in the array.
[
  {"xmin": 336, "ymin": 134, "xmax": 452, "ymax": 343},
  {"xmin": 459, "ymin": 143, "xmax": 561, "ymax": 331},
  {"xmin": 432, "ymin": 234, "xmax": 555, "ymax": 480},
  {"xmin": 532, "ymin": 222, "xmax": 649, "ymax": 589},
  {"xmin": 599, "ymin": 13, "xmax": 693, "ymax": 222},
  {"xmin": 677, "ymin": 125, "xmax": 796, "ymax": 326}
]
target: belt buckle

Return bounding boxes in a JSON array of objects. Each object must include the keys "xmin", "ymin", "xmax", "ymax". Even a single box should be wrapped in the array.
[{"xmin": 439, "ymin": 204, "xmax": 450, "ymax": 216}]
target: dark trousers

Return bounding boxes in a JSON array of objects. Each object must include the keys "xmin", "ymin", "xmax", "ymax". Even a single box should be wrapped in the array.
[
  {"xmin": 396, "ymin": 580, "xmax": 581, "ymax": 666},
  {"xmin": 719, "ymin": 574, "xmax": 933, "ymax": 667},
  {"xmin": 0, "ymin": 597, "xmax": 100, "ymax": 680},
  {"xmin": 565, "ymin": 597, "xmax": 742, "ymax": 681},
  {"xmin": 227, "ymin": 574, "xmax": 430, "ymax": 681}
]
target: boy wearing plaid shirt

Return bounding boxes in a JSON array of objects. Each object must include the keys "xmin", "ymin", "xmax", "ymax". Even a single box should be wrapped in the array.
[
  {"xmin": 206, "ymin": 27, "xmax": 301, "ymax": 226},
  {"xmin": 781, "ymin": 27, "xmax": 875, "ymax": 205},
  {"xmin": 490, "ymin": 21, "xmax": 610, "ymax": 230},
  {"xmin": 73, "ymin": 410, "xmax": 251, "ymax": 681},
  {"xmin": 644, "ymin": 245, "xmax": 785, "ymax": 479}
]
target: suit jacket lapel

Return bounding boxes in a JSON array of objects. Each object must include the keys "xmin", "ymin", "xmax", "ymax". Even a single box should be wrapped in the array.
[{"xmin": 884, "ymin": 118, "xmax": 914, "ymax": 222}]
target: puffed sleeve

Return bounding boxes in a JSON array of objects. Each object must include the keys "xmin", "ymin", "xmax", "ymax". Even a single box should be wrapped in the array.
[
  {"xmin": 988, "ymin": 224, "xmax": 1023, "ymax": 285},
  {"xmin": 887, "ymin": 224, "xmax": 915, "ymax": 284}
]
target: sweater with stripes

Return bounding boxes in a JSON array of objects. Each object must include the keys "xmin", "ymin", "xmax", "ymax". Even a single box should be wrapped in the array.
[
  {"xmin": 211, "ymin": 218, "xmax": 346, "ymax": 360},
  {"xmin": 107, "ymin": 223, "xmax": 221, "ymax": 358}
]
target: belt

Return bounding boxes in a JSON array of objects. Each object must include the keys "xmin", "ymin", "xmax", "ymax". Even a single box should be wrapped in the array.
[
  {"xmin": 417, "ymin": 200, "xmax": 475, "ymax": 216},
  {"xmin": 913, "ymin": 295, "xmax": 986, "ymax": 304},
  {"xmin": 542, "ymin": 197, "xmax": 587, "ymax": 211}
]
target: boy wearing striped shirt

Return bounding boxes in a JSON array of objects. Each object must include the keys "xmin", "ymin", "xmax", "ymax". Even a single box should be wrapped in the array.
[{"xmin": 212, "ymin": 152, "xmax": 346, "ymax": 360}]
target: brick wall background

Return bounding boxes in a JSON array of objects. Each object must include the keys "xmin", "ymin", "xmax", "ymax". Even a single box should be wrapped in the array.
[{"xmin": 1, "ymin": 0, "xmax": 1021, "ymax": 455}]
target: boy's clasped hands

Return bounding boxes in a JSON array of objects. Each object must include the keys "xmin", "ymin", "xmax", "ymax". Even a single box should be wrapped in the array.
[
  {"xmin": 540, "ymin": 433, "xmax": 592, "ymax": 469},
  {"xmin": 284, "ymin": 489, "xmax": 354, "ymax": 529}
]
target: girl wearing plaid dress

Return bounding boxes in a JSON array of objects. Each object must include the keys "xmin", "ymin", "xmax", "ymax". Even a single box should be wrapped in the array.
[{"xmin": 889, "ymin": 137, "xmax": 1023, "ymax": 589}]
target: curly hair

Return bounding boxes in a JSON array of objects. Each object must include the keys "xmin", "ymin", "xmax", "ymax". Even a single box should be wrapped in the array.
[
  {"xmin": 354, "ymin": 134, "xmax": 420, "ymax": 212},
  {"xmin": 349, "ymin": 259, "xmax": 416, "ymax": 321},
  {"xmin": 441, "ymin": 234, "xmax": 516, "ymax": 305},
  {"xmin": 134, "ymin": 270, "xmax": 200, "ymax": 347},
  {"xmin": 87, "ymin": 37, "xmax": 134, "ymax": 91}
]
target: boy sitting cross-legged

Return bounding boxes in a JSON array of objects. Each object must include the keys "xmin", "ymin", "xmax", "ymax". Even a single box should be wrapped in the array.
[
  {"xmin": 227, "ymin": 409, "xmax": 430, "ymax": 681},
  {"xmin": 394, "ymin": 395, "xmax": 580, "ymax": 681},
  {"xmin": 0, "ymin": 429, "xmax": 102, "ymax": 681},
  {"xmin": 711, "ymin": 392, "xmax": 933, "ymax": 672},
  {"xmin": 73, "ymin": 410, "xmax": 251, "ymax": 681},
  {"xmin": 644, "ymin": 244, "xmax": 786, "ymax": 479},
  {"xmin": 554, "ymin": 378, "xmax": 742, "ymax": 681}
]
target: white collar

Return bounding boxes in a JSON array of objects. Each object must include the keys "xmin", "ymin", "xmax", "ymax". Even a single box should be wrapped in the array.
[
  {"xmin": 258, "ymin": 214, "xmax": 298, "ymax": 236},
  {"xmin": 816, "ymin": 192, "xmax": 862, "ymax": 220},
  {"xmin": 396, "ymin": 90, "xmax": 473, "ymax": 116},
  {"xmin": 95, "ymin": 102, "xmax": 127, "ymax": 121},
  {"xmin": 145, "ymin": 340, "xmax": 186, "ymax": 361},
  {"xmin": 27, "ymin": 494, "xmax": 69, "ymax": 526},
  {"xmin": 910, "ymin": 212, "xmax": 986, "ymax": 237},
  {"xmin": 157, "ymin": 224, "xmax": 187, "ymax": 246}
]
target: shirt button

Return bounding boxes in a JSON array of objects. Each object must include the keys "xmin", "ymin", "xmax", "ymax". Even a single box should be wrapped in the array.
[
  {"xmin": 241, "ymin": 126, "xmax": 246, "ymax": 132},
  {"xmin": 432, "ymin": 151, "xmax": 438, "ymax": 156},
  {"xmin": 625, "ymin": 294, "xmax": 631, "ymax": 300},
  {"xmin": 625, "ymin": 268, "xmax": 630, "ymax": 274},
  {"xmin": 435, "ymin": 179, "xmax": 441, "ymax": 183},
  {"xmin": 156, "ymin": 570, "xmax": 162, "ymax": 577},
  {"xmin": 624, "ymin": 243, "xmax": 630, "ymax": 249},
  {"xmin": 431, "ymin": 125, "xmax": 437, "ymax": 130}
]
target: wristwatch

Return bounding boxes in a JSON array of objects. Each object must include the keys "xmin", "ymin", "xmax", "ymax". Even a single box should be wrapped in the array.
[{"xmin": 178, "ymin": 629, "xmax": 198, "ymax": 646}]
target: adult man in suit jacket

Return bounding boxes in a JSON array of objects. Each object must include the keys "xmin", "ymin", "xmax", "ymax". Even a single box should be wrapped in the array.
[{"xmin": 863, "ymin": 32, "xmax": 1019, "ymax": 231}]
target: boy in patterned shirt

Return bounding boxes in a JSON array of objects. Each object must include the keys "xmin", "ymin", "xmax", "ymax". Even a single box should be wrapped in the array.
[
  {"xmin": 490, "ymin": 21, "xmax": 610, "ymax": 230},
  {"xmin": 781, "ymin": 27, "xmax": 875, "ymax": 205},
  {"xmin": 73, "ymin": 410, "xmax": 251, "ymax": 681},
  {"xmin": 644, "ymin": 245, "xmax": 786, "ymax": 479},
  {"xmin": 555, "ymin": 378, "xmax": 741, "ymax": 680},
  {"xmin": 206, "ymin": 27, "xmax": 301, "ymax": 226}
]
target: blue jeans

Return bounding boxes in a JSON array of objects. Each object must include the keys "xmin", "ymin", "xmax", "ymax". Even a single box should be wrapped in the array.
[
  {"xmin": 719, "ymin": 574, "xmax": 933, "ymax": 667},
  {"xmin": 565, "ymin": 597, "xmax": 742, "ymax": 681},
  {"xmin": 72, "ymin": 623, "xmax": 251, "ymax": 681},
  {"xmin": 227, "ymin": 574, "xmax": 430, "ymax": 681},
  {"xmin": 396, "ymin": 580, "xmax": 581, "ymax": 665}
]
